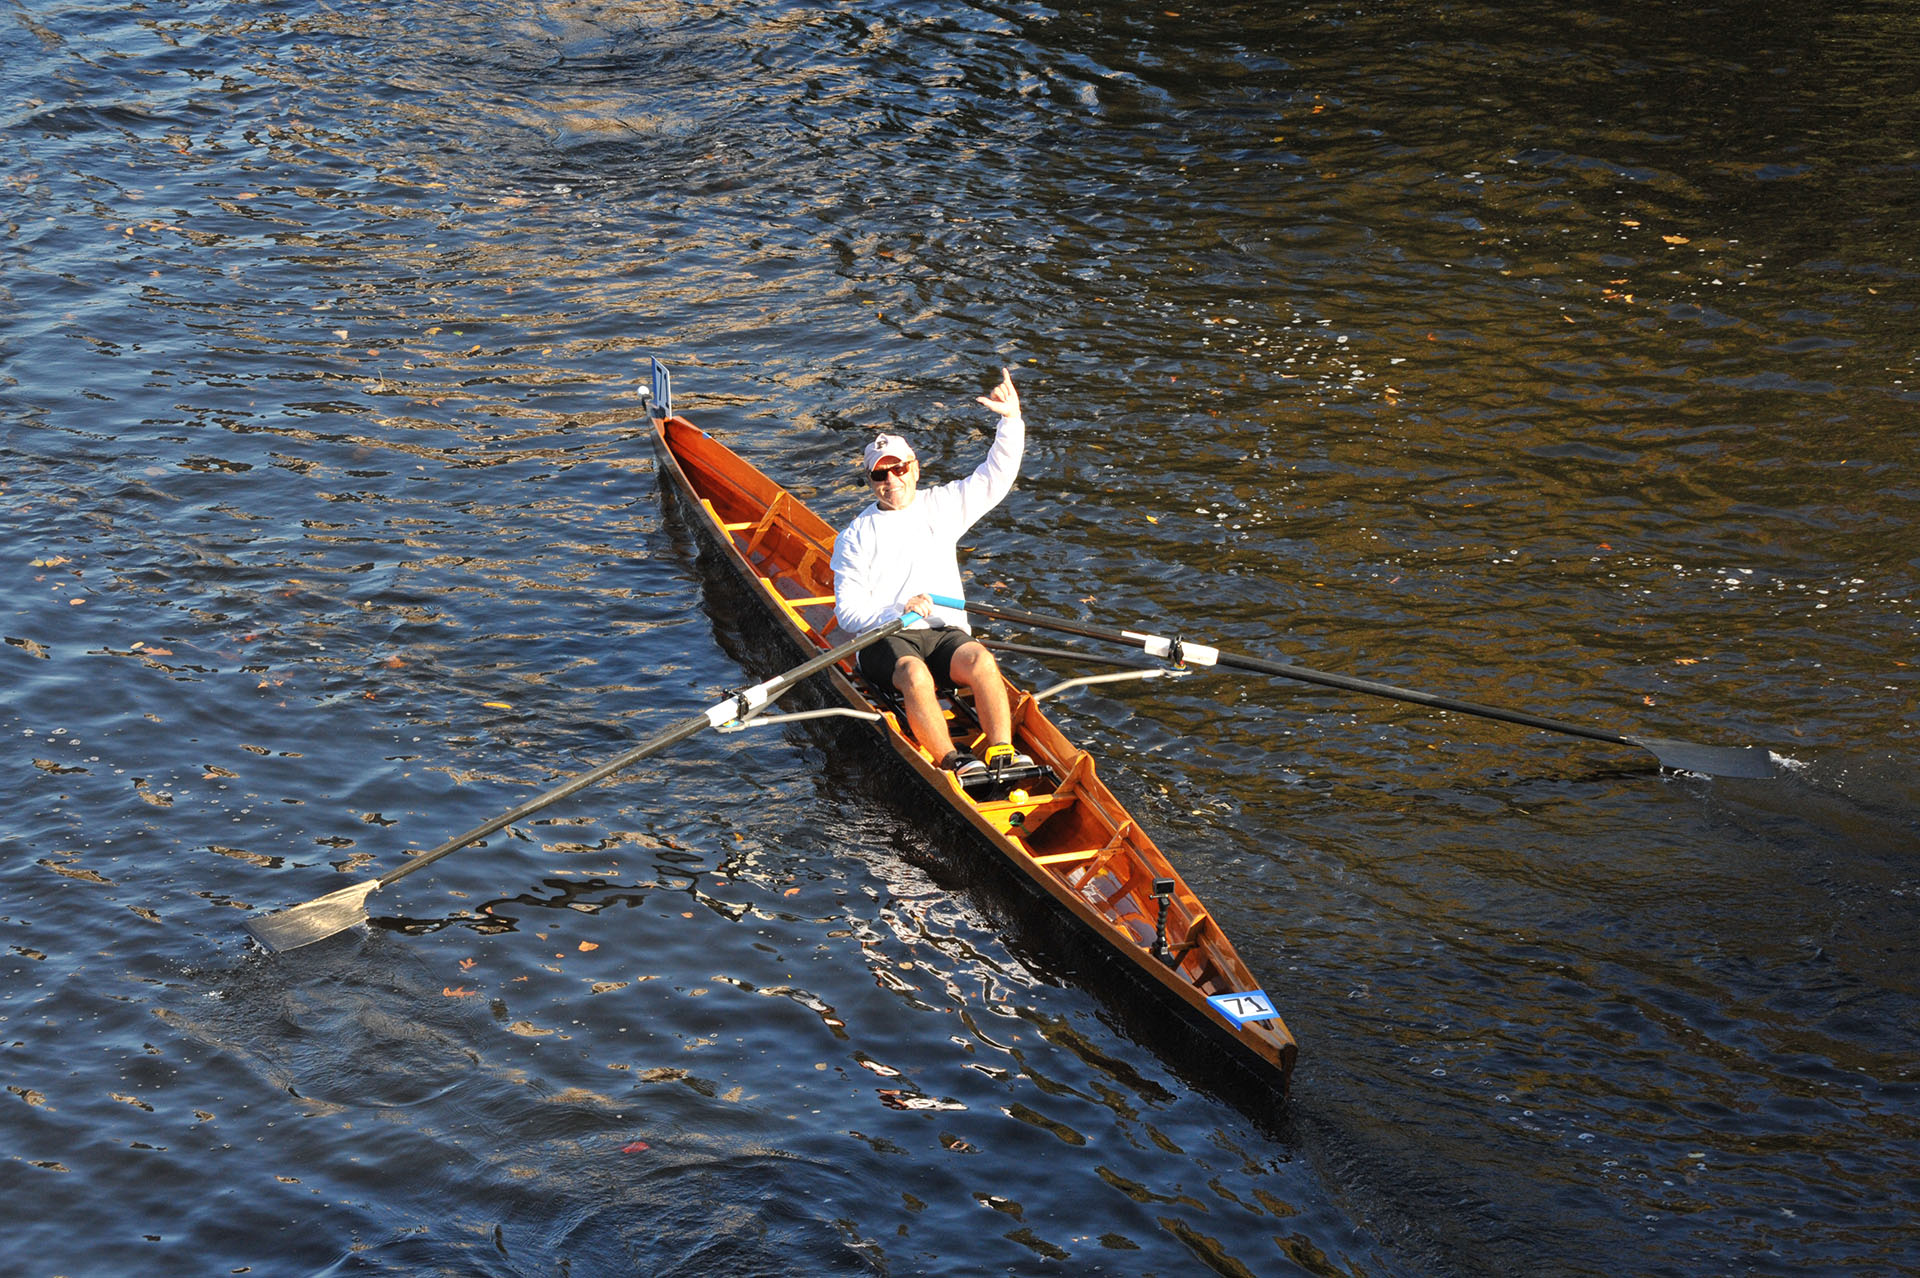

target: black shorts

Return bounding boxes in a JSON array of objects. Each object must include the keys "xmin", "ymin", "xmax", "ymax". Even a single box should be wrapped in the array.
[{"xmin": 857, "ymin": 627, "xmax": 975, "ymax": 690}]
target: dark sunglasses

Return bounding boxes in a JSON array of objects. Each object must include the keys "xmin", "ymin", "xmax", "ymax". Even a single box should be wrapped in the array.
[{"xmin": 868, "ymin": 462, "xmax": 912, "ymax": 483}]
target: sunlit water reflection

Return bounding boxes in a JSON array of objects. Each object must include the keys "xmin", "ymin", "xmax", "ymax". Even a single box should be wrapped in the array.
[{"xmin": 4, "ymin": 2, "xmax": 1915, "ymax": 1274}]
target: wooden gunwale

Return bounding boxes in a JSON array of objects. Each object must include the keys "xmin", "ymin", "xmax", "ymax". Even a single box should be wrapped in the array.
[{"xmin": 651, "ymin": 414, "xmax": 1296, "ymax": 1090}]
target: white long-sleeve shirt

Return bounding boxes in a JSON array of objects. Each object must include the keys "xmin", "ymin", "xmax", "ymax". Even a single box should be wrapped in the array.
[{"xmin": 831, "ymin": 412, "xmax": 1024, "ymax": 636}]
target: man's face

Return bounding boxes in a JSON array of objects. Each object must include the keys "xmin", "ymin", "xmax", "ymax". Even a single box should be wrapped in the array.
[{"xmin": 869, "ymin": 457, "xmax": 917, "ymax": 510}]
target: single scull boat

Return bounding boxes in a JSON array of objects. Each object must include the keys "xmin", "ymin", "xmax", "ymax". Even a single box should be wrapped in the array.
[{"xmin": 645, "ymin": 362, "xmax": 1296, "ymax": 1096}]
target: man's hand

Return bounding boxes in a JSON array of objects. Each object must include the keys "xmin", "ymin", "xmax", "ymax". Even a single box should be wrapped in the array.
[
  {"xmin": 904, "ymin": 593, "xmax": 935, "ymax": 621},
  {"xmin": 977, "ymin": 367, "xmax": 1019, "ymax": 419}
]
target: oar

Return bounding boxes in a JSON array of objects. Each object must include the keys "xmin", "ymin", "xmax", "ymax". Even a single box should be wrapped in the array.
[
  {"xmin": 246, "ymin": 614, "xmax": 921, "ymax": 952},
  {"xmin": 931, "ymin": 595, "xmax": 1775, "ymax": 779}
]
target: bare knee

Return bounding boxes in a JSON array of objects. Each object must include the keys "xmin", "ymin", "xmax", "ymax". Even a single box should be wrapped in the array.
[
  {"xmin": 892, "ymin": 656, "xmax": 935, "ymax": 695},
  {"xmin": 949, "ymin": 642, "xmax": 997, "ymax": 688}
]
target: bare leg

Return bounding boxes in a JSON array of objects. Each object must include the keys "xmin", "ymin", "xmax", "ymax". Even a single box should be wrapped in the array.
[
  {"xmin": 948, "ymin": 642, "xmax": 1011, "ymax": 748},
  {"xmin": 891, "ymin": 655, "xmax": 959, "ymax": 761}
]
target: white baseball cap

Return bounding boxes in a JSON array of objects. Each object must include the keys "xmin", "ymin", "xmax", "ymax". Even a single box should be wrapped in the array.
[{"xmin": 863, "ymin": 434, "xmax": 916, "ymax": 470}]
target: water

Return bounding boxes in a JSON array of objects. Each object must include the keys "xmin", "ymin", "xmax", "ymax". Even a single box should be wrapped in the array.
[{"xmin": 4, "ymin": 1, "xmax": 1916, "ymax": 1274}]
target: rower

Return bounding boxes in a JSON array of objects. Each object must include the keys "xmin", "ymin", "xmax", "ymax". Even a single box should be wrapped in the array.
[{"xmin": 829, "ymin": 368, "xmax": 1035, "ymax": 782}]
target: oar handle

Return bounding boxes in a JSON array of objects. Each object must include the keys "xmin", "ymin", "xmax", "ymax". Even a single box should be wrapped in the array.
[{"xmin": 376, "ymin": 611, "xmax": 921, "ymax": 889}]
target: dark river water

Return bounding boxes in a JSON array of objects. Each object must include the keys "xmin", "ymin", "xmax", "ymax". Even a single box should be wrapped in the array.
[{"xmin": 5, "ymin": 2, "xmax": 1917, "ymax": 1274}]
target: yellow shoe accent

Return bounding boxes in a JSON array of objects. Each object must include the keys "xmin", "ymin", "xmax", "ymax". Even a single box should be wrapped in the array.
[{"xmin": 983, "ymin": 743, "xmax": 1033, "ymax": 770}]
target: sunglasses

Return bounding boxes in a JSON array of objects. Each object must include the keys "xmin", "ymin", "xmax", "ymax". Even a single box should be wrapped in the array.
[{"xmin": 868, "ymin": 461, "xmax": 912, "ymax": 483}]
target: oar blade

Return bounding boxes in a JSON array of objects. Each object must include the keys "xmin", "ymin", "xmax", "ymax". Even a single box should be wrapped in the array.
[
  {"xmin": 1630, "ymin": 736, "xmax": 1777, "ymax": 780},
  {"xmin": 245, "ymin": 880, "xmax": 381, "ymax": 952}
]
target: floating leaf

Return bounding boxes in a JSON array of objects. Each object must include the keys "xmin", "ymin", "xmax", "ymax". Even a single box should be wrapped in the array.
[
  {"xmin": 621, "ymin": 1141, "xmax": 650, "ymax": 1154},
  {"xmin": 442, "ymin": 986, "xmax": 476, "ymax": 998},
  {"xmin": 483, "ymin": 701, "xmax": 511, "ymax": 709},
  {"xmin": 578, "ymin": 941, "xmax": 598, "ymax": 952}
]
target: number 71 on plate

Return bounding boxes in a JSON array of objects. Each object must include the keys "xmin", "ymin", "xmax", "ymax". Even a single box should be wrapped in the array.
[{"xmin": 1206, "ymin": 989, "xmax": 1279, "ymax": 1026}]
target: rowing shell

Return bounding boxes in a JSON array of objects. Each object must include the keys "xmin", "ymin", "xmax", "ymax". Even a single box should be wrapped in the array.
[{"xmin": 646, "ymin": 377, "xmax": 1297, "ymax": 1096}]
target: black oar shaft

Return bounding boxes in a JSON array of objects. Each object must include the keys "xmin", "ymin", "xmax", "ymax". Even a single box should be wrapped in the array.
[
  {"xmin": 376, "ymin": 711, "xmax": 715, "ymax": 889},
  {"xmin": 249, "ymin": 614, "xmax": 917, "ymax": 950},
  {"xmin": 935, "ymin": 596, "xmax": 1759, "ymax": 769},
  {"xmin": 378, "ymin": 613, "xmax": 915, "ymax": 890},
  {"xmin": 948, "ymin": 597, "xmax": 1621, "ymax": 735},
  {"xmin": 1193, "ymin": 644, "xmax": 1636, "ymax": 750}
]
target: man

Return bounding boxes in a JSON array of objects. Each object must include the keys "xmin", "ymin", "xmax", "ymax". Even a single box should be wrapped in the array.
[{"xmin": 831, "ymin": 368, "xmax": 1030, "ymax": 780}]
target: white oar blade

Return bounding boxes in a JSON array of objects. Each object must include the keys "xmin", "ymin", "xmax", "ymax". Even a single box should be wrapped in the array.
[
  {"xmin": 1631, "ymin": 737, "xmax": 1777, "ymax": 780},
  {"xmin": 245, "ymin": 880, "xmax": 380, "ymax": 952}
]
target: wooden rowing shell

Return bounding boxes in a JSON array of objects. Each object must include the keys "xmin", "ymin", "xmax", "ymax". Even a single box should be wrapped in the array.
[{"xmin": 649, "ymin": 400, "xmax": 1297, "ymax": 1098}]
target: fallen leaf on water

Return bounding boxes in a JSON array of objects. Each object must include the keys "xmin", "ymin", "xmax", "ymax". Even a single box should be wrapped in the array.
[
  {"xmin": 1663, "ymin": 234, "xmax": 1690, "ymax": 245},
  {"xmin": 31, "ymin": 556, "xmax": 70, "ymax": 567},
  {"xmin": 483, "ymin": 701, "xmax": 511, "ymax": 709},
  {"xmin": 1642, "ymin": 695, "xmax": 1656, "ymax": 706},
  {"xmin": 784, "ymin": 888, "xmax": 800, "ymax": 897},
  {"xmin": 1674, "ymin": 658, "xmax": 1700, "ymax": 665},
  {"xmin": 578, "ymin": 942, "xmax": 598, "ymax": 952},
  {"xmin": 458, "ymin": 957, "xmax": 477, "ymax": 971},
  {"xmin": 622, "ymin": 1141, "xmax": 650, "ymax": 1153},
  {"xmin": 443, "ymin": 986, "xmax": 476, "ymax": 997},
  {"xmin": 382, "ymin": 656, "xmax": 405, "ymax": 668}
]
